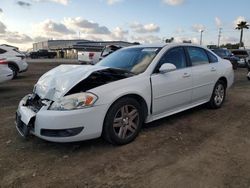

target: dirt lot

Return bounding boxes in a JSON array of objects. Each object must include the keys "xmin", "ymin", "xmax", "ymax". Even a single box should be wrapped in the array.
[{"xmin": 0, "ymin": 61, "xmax": 250, "ymax": 188}]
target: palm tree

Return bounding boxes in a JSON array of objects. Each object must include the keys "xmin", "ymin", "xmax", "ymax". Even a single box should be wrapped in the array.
[{"xmin": 235, "ymin": 21, "xmax": 249, "ymax": 48}]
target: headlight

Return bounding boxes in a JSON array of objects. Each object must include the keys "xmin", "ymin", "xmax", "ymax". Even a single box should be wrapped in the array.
[{"xmin": 49, "ymin": 92, "xmax": 98, "ymax": 111}]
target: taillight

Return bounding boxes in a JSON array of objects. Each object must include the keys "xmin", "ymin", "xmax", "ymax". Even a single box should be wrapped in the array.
[
  {"xmin": 0, "ymin": 59, "xmax": 7, "ymax": 64},
  {"xmin": 89, "ymin": 52, "xmax": 95, "ymax": 60}
]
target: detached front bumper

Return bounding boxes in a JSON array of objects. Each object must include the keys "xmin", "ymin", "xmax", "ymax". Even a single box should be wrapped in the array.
[{"xmin": 16, "ymin": 94, "xmax": 108, "ymax": 142}]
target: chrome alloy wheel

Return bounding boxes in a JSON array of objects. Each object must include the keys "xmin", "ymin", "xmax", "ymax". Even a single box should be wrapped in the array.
[
  {"xmin": 214, "ymin": 83, "xmax": 225, "ymax": 106},
  {"xmin": 113, "ymin": 105, "xmax": 139, "ymax": 139}
]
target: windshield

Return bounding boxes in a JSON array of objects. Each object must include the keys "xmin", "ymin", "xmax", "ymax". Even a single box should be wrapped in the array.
[
  {"xmin": 212, "ymin": 49, "xmax": 230, "ymax": 58},
  {"xmin": 97, "ymin": 47, "xmax": 161, "ymax": 74},
  {"xmin": 232, "ymin": 50, "xmax": 248, "ymax": 56}
]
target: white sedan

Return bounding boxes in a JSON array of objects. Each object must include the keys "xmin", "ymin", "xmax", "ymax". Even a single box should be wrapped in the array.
[
  {"xmin": 16, "ymin": 43, "xmax": 234, "ymax": 145},
  {"xmin": 0, "ymin": 60, "xmax": 13, "ymax": 83}
]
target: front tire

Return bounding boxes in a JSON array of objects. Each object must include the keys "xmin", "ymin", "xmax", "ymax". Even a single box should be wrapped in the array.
[
  {"xmin": 103, "ymin": 97, "xmax": 143, "ymax": 145},
  {"xmin": 207, "ymin": 80, "xmax": 226, "ymax": 109}
]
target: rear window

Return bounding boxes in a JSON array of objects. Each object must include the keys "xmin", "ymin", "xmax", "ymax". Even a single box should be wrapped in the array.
[
  {"xmin": 13, "ymin": 49, "xmax": 23, "ymax": 54},
  {"xmin": 187, "ymin": 47, "xmax": 210, "ymax": 66},
  {"xmin": 232, "ymin": 50, "xmax": 248, "ymax": 56}
]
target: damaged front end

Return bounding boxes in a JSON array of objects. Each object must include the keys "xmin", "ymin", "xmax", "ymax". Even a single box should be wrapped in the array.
[
  {"xmin": 16, "ymin": 65, "xmax": 135, "ymax": 138},
  {"xmin": 16, "ymin": 94, "xmax": 51, "ymax": 137},
  {"xmin": 66, "ymin": 68, "xmax": 135, "ymax": 95}
]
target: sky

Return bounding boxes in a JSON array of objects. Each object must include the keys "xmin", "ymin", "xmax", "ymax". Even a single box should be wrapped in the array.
[{"xmin": 0, "ymin": 0, "xmax": 249, "ymax": 50}]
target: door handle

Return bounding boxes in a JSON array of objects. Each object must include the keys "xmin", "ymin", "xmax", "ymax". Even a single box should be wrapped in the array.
[
  {"xmin": 211, "ymin": 67, "xmax": 216, "ymax": 72},
  {"xmin": 183, "ymin": 72, "xmax": 191, "ymax": 78}
]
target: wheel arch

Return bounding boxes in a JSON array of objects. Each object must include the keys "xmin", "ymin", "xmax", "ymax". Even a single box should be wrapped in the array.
[
  {"xmin": 217, "ymin": 76, "xmax": 228, "ymax": 88},
  {"xmin": 105, "ymin": 93, "xmax": 149, "ymax": 123},
  {"xmin": 8, "ymin": 61, "xmax": 20, "ymax": 72}
]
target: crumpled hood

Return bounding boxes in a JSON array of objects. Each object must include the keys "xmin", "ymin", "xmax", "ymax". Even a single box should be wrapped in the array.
[{"xmin": 34, "ymin": 65, "xmax": 107, "ymax": 101}]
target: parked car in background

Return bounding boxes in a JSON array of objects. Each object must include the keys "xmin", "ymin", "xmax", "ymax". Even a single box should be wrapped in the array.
[
  {"xmin": 211, "ymin": 48, "xmax": 239, "ymax": 70},
  {"xmin": 0, "ymin": 45, "xmax": 28, "ymax": 78},
  {"xmin": 29, "ymin": 49, "xmax": 57, "ymax": 59},
  {"xmin": 231, "ymin": 49, "xmax": 250, "ymax": 67},
  {"xmin": 78, "ymin": 50, "xmax": 101, "ymax": 65},
  {"xmin": 99, "ymin": 45, "xmax": 122, "ymax": 61},
  {"xmin": 0, "ymin": 60, "xmax": 13, "ymax": 83},
  {"xmin": 16, "ymin": 43, "xmax": 234, "ymax": 145}
]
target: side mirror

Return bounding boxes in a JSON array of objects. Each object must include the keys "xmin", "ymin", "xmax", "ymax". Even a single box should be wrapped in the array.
[{"xmin": 159, "ymin": 63, "xmax": 177, "ymax": 73}]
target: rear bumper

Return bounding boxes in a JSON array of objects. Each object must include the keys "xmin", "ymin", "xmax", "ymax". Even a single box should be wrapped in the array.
[
  {"xmin": 19, "ymin": 66, "xmax": 28, "ymax": 73},
  {"xmin": 18, "ymin": 60, "xmax": 29, "ymax": 72},
  {"xmin": 0, "ymin": 67, "xmax": 13, "ymax": 83}
]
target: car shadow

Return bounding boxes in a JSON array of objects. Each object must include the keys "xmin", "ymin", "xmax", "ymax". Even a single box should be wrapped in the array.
[
  {"xmin": 22, "ymin": 104, "xmax": 208, "ymax": 154},
  {"xmin": 144, "ymin": 104, "xmax": 206, "ymax": 129}
]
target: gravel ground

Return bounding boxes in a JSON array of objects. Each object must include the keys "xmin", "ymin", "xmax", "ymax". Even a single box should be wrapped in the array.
[{"xmin": 0, "ymin": 61, "xmax": 250, "ymax": 188}]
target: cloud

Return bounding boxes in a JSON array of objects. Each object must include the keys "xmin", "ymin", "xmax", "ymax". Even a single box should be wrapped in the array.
[
  {"xmin": 215, "ymin": 17, "xmax": 222, "ymax": 28},
  {"xmin": 80, "ymin": 27, "xmax": 128, "ymax": 41},
  {"xmin": 106, "ymin": 0, "xmax": 122, "ymax": 5},
  {"xmin": 33, "ymin": 19, "xmax": 75, "ymax": 37},
  {"xmin": 2, "ymin": 32, "xmax": 33, "ymax": 43},
  {"xmin": 221, "ymin": 36, "xmax": 238, "ymax": 44},
  {"xmin": 0, "ymin": 21, "xmax": 7, "ymax": 34},
  {"xmin": 131, "ymin": 35, "xmax": 162, "ymax": 43},
  {"xmin": 130, "ymin": 22, "xmax": 160, "ymax": 33},
  {"xmin": 17, "ymin": 1, "xmax": 32, "ymax": 7},
  {"xmin": 162, "ymin": 0, "xmax": 184, "ymax": 6},
  {"xmin": 174, "ymin": 36, "xmax": 199, "ymax": 44},
  {"xmin": 0, "ymin": 8, "xmax": 3, "ymax": 13},
  {"xmin": 233, "ymin": 16, "xmax": 247, "ymax": 27},
  {"xmin": 175, "ymin": 27, "xmax": 184, "ymax": 34},
  {"xmin": 33, "ymin": 0, "xmax": 69, "ymax": 5},
  {"xmin": 0, "ymin": 21, "xmax": 32, "ymax": 44},
  {"xmin": 33, "ymin": 36, "xmax": 49, "ymax": 42},
  {"xmin": 33, "ymin": 17, "xmax": 129, "ymax": 42},
  {"xmin": 64, "ymin": 17, "xmax": 111, "ymax": 34},
  {"xmin": 192, "ymin": 24, "xmax": 206, "ymax": 32},
  {"xmin": 111, "ymin": 27, "xmax": 128, "ymax": 40}
]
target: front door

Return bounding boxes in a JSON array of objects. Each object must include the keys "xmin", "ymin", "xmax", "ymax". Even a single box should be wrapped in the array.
[{"xmin": 151, "ymin": 47, "xmax": 192, "ymax": 115}]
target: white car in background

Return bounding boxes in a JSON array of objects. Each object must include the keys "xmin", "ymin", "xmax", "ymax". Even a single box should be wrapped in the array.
[
  {"xmin": 0, "ymin": 45, "xmax": 28, "ymax": 78},
  {"xmin": 0, "ymin": 60, "xmax": 13, "ymax": 83},
  {"xmin": 78, "ymin": 50, "xmax": 101, "ymax": 65},
  {"xmin": 16, "ymin": 43, "xmax": 234, "ymax": 145}
]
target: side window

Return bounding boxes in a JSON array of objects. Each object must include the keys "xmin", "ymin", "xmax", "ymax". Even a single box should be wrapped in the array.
[
  {"xmin": 157, "ymin": 47, "xmax": 187, "ymax": 71},
  {"xmin": 0, "ymin": 48, "xmax": 7, "ymax": 54},
  {"xmin": 206, "ymin": 50, "xmax": 218, "ymax": 63},
  {"xmin": 187, "ymin": 47, "xmax": 209, "ymax": 66}
]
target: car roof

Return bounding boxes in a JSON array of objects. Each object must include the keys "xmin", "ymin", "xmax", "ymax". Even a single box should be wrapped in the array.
[
  {"xmin": 126, "ymin": 43, "xmax": 208, "ymax": 49},
  {"xmin": 231, "ymin": 49, "xmax": 248, "ymax": 51},
  {"xmin": 212, "ymin": 48, "xmax": 228, "ymax": 50}
]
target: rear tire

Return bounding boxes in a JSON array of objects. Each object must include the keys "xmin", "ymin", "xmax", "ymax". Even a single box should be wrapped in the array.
[
  {"xmin": 103, "ymin": 97, "xmax": 143, "ymax": 145},
  {"xmin": 9, "ymin": 64, "xmax": 18, "ymax": 79},
  {"xmin": 207, "ymin": 80, "xmax": 226, "ymax": 109}
]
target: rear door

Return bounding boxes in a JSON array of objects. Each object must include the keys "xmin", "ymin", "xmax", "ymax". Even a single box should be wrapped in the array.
[
  {"xmin": 151, "ymin": 46, "xmax": 192, "ymax": 115},
  {"xmin": 186, "ymin": 46, "xmax": 218, "ymax": 103}
]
